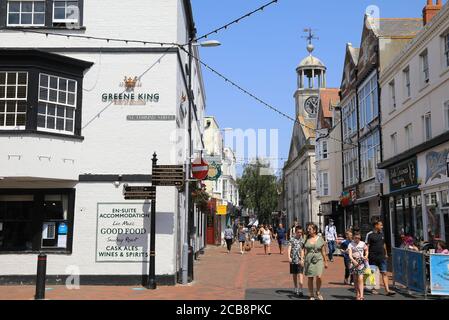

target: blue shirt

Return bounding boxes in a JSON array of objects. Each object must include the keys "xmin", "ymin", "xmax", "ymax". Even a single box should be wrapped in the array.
[
  {"xmin": 341, "ymin": 239, "xmax": 351, "ymax": 261},
  {"xmin": 277, "ymin": 228, "xmax": 286, "ymax": 240}
]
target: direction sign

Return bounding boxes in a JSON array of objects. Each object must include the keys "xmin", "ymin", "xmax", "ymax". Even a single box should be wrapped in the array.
[
  {"xmin": 123, "ymin": 185, "xmax": 156, "ymax": 200},
  {"xmin": 152, "ymin": 164, "xmax": 185, "ymax": 187}
]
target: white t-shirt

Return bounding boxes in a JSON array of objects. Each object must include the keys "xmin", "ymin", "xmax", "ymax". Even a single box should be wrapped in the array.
[{"xmin": 348, "ymin": 241, "xmax": 367, "ymax": 259}]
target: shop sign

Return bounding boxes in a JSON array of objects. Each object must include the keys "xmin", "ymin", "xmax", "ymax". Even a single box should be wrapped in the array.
[
  {"xmin": 425, "ymin": 149, "xmax": 449, "ymax": 183},
  {"xmin": 96, "ymin": 203, "xmax": 150, "ymax": 263},
  {"xmin": 430, "ymin": 254, "xmax": 449, "ymax": 296},
  {"xmin": 127, "ymin": 115, "xmax": 175, "ymax": 121},
  {"xmin": 206, "ymin": 162, "xmax": 222, "ymax": 181},
  {"xmin": 389, "ymin": 158, "xmax": 418, "ymax": 192},
  {"xmin": 217, "ymin": 205, "xmax": 227, "ymax": 215},
  {"xmin": 101, "ymin": 76, "xmax": 160, "ymax": 105}
]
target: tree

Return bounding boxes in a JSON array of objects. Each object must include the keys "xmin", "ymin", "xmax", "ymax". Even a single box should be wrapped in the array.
[{"xmin": 237, "ymin": 160, "xmax": 279, "ymax": 224}]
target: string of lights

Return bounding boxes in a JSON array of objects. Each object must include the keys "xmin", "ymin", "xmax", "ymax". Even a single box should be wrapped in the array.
[
  {"xmin": 180, "ymin": 46, "xmax": 357, "ymax": 148},
  {"xmin": 191, "ymin": 0, "xmax": 279, "ymax": 44},
  {"xmin": 9, "ymin": 28, "xmax": 179, "ymax": 47}
]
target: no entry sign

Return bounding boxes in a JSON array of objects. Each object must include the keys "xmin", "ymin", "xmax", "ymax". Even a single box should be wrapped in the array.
[{"xmin": 191, "ymin": 158, "xmax": 209, "ymax": 180}]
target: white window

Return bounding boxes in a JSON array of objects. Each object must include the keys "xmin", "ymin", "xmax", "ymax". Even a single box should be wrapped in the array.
[
  {"xmin": 358, "ymin": 71, "xmax": 378, "ymax": 128},
  {"xmin": 342, "ymin": 95, "xmax": 357, "ymax": 139},
  {"xmin": 321, "ymin": 172, "xmax": 329, "ymax": 196},
  {"xmin": 423, "ymin": 112, "xmax": 432, "ymax": 141},
  {"xmin": 360, "ymin": 131, "xmax": 381, "ymax": 181},
  {"xmin": 404, "ymin": 67, "xmax": 411, "ymax": 99},
  {"xmin": 322, "ymin": 140, "xmax": 328, "ymax": 159},
  {"xmin": 391, "ymin": 133, "xmax": 397, "ymax": 155},
  {"xmin": 343, "ymin": 147, "xmax": 358, "ymax": 187},
  {"xmin": 53, "ymin": 1, "xmax": 79, "ymax": 23},
  {"xmin": 7, "ymin": 1, "xmax": 45, "ymax": 26},
  {"xmin": 389, "ymin": 80, "xmax": 396, "ymax": 110},
  {"xmin": 444, "ymin": 33, "xmax": 449, "ymax": 69},
  {"xmin": 37, "ymin": 73, "xmax": 77, "ymax": 133},
  {"xmin": 420, "ymin": 50, "xmax": 430, "ymax": 85},
  {"xmin": 405, "ymin": 124, "xmax": 413, "ymax": 149},
  {"xmin": 0, "ymin": 72, "xmax": 28, "ymax": 128}
]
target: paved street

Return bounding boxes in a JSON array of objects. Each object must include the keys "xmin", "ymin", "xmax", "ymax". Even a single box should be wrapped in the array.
[{"xmin": 0, "ymin": 242, "xmax": 426, "ymax": 300}]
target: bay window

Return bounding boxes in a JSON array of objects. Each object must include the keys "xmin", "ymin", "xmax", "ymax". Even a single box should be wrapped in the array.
[
  {"xmin": 342, "ymin": 95, "xmax": 357, "ymax": 139},
  {"xmin": 0, "ymin": 49, "xmax": 92, "ymax": 138},
  {"xmin": 358, "ymin": 71, "xmax": 379, "ymax": 128},
  {"xmin": 344, "ymin": 147, "xmax": 358, "ymax": 187},
  {"xmin": 360, "ymin": 130, "xmax": 380, "ymax": 181},
  {"xmin": 0, "ymin": 72, "xmax": 27, "ymax": 128}
]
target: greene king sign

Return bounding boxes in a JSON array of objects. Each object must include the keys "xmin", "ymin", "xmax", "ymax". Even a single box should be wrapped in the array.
[{"xmin": 101, "ymin": 76, "xmax": 160, "ymax": 105}]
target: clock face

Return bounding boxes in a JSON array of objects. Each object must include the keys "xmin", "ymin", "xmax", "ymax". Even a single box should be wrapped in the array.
[{"xmin": 304, "ymin": 96, "xmax": 319, "ymax": 116}]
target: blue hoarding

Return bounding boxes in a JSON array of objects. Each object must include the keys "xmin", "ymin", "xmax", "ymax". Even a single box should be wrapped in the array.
[
  {"xmin": 405, "ymin": 250, "xmax": 426, "ymax": 293},
  {"xmin": 430, "ymin": 254, "xmax": 449, "ymax": 296},
  {"xmin": 392, "ymin": 248, "xmax": 407, "ymax": 286}
]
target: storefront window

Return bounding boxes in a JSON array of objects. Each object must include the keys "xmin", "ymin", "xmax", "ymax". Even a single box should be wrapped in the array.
[
  {"xmin": 425, "ymin": 192, "xmax": 441, "ymax": 242},
  {"xmin": 0, "ymin": 191, "xmax": 73, "ymax": 253},
  {"xmin": 411, "ymin": 194, "xmax": 423, "ymax": 242}
]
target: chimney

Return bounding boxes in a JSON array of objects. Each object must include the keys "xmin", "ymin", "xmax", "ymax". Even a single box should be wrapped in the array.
[{"xmin": 423, "ymin": 0, "xmax": 443, "ymax": 25}]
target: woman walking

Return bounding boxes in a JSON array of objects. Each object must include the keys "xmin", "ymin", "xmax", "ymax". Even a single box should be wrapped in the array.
[
  {"xmin": 238, "ymin": 224, "xmax": 247, "ymax": 255},
  {"xmin": 303, "ymin": 223, "xmax": 328, "ymax": 300},
  {"xmin": 348, "ymin": 230, "xmax": 369, "ymax": 300},
  {"xmin": 223, "ymin": 225, "xmax": 234, "ymax": 254},
  {"xmin": 250, "ymin": 227, "xmax": 257, "ymax": 249},
  {"xmin": 262, "ymin": 225, "xmax": 272, "ymax": 255}
]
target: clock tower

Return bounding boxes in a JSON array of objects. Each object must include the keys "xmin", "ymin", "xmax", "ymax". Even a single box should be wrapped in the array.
[{"xmin": 294, "ymin": 29, "xmax": 327, "ymax": 119}]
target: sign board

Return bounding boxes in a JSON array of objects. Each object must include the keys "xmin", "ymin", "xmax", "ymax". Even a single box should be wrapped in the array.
[
  {"xmin": 123, "ymin": 185, "xmax": 156, "ymax": 200},
  {"xmin": 96, "ymin": 203, "xmax": 150, "ymax": 262},
  {"xmin": 389, "ymin": 158, "xmax": 418, "ymax": 192},
  {"xmin": 430, "ymin": 254, "xmax": 449, "ymax": 296},
  {"xmin": 217, "ymin": 205, "xmax": 227, "ymax": 215},
  {"xmin": 152, "ymin": 165, "xmax": 184, "ymax": 187},
  {"xmin": 127, "ymin": 115, "xmax": 175, "ymax": 121}
]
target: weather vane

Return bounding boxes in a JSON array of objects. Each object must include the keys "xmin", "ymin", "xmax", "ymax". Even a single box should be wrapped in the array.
[{"xmin": 302, "ymin": 28, "xmax": 319, "ymax": 54}]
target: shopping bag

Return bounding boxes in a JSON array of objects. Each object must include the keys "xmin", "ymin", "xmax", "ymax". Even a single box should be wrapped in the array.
[{"xmin": 365, "ymin": 265, "xmax": 380, "ymax": 290}]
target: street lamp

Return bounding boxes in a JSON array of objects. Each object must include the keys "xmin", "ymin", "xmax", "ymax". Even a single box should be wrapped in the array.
[{"xmin": 182, "ymin": 38, "xmax": 221, "ymax": 285}]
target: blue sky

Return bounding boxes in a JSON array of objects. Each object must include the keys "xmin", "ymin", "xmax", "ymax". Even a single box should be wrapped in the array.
[{"xmin": 191, "ymin": 0, "xmax": 426, "ymax": 176}]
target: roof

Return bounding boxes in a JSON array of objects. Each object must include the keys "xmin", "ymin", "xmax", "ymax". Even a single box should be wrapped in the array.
[
  {"xmin": 319, "ymin": 89, "xmax": 340, "ymax": 118},
  {"xmin": 298, "ymin": 55, "xmax": 325, "ymax": 69},
  {"xmin": 373, "ymin": 18, "xmax": 423, "ymax": 38},
  {"xmin": 348, "ymin": 46, "xmax": 360, "ymax": 64}
]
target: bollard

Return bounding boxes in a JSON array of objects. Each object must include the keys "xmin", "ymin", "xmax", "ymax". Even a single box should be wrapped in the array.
[{"xmin": 35, "ymin": 253, "xmax": 47, "ymax": 300}]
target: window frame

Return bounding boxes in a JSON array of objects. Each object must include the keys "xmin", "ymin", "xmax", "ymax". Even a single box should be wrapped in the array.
[
  {"xmin": 6, "ymin": 0, "xmax": 46, "ymax": 27},
  {"xmin": 343, "ymin": 146, "xmax": 358, "ymax": 187},
  {"xmin": 357, "ymin": 71, "xmax": 379, "ymax": 128},
  {"xmin": 405, "ymin": 123, "xmax": 413, "ymax": 149},
  {"xmin": 420, "ymin": 49, "xmax": 430, "ymax": 86},
  {"xmin": 391, "ymin": 132, "xmax": 397, "ymax": 155},
  {"xmin": 423, "ymin": 112, "xmax": 432, "ymax": 142},
  {"xmin": 52, "ymin": 0, "xmax": 79, "ymax": 24},
  {"xmin": 389, "ymin": 79, "xmax": 396, "ymax": 111},
  {"xmin": 0, "ymin": 71, "xmax": 28, "ymax": 129},
  {"xmin": 403, "ymin": 67, "xmax": 411, "ymax": 99},
  {"xmin": 360, "ymin": 130, "xmax": 380, "ymax": 182}
]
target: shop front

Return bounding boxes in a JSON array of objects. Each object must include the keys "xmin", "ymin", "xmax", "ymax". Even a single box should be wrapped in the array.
[
  {"xmin": 382, "ymin": 157, "xmax": 421, "ymax": 248},
  {"xmin": 418, "ymin": 142, "xmax": 449, "ymax": 246}
]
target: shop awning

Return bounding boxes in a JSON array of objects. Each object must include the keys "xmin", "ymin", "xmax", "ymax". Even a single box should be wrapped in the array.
[{"xmin": 355, "ymin": 194, "xmax": 379, "ymax": 204}]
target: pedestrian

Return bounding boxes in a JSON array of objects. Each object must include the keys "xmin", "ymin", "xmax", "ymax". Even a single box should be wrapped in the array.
[
  {"xmin": 325, "ymin": 219, "xmax": 338, "ymax": 262},
  {"xmin": 303, "ymin": 222, "xmax": 328, "ymax": 300},
  {"xmin": 340, "ymin": 230, "xmax": 354, "ymax": 285},
  {"xmin": 366, "ymin": 219, "xmax": 396, "ymax": 296},
  {"xmin": 238, "ymin": 224, "xmax": 248, "ymax": 255},
  {"xmin": 262, "ymin": 225, "xmax": 272, "ymax": 255},
  {"xmin": 436, "ymin": 241, "xmax": 449, "ymax": 254},
  {"xmin": 275, "ymin": 223, "xmax": 286, "ymax": 255},
  {"xmin": 258, "ymin": 225, "xmax": 264, "ymax": 245},
  {"xmin": 348, "ymin": 229, "xmax": 369, "ymax": 300},
  {"xmin": 288, "ymin": 225, "xmax": 305, "ymax": 296},
  {"xmin": 223, "ymin": 224, "xmax": 234, "ymax": 254},
  {"xmin": 250, "ymin": 227, "xmax": 257, "ymax": 249},
  {"xmin": 288, "ymin": 219, "xmax": 298, "ymax": 240}
]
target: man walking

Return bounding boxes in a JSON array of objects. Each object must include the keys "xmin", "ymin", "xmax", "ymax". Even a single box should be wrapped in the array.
[
  {"xmin": 325, "ymin": 219, "xmax": 338, "ymax": 262},
  {"xmin": 275, "ymin": 223, "xmax": 286, "ymax": 255},
  {"xmin": 366, "ymin": 219, "xmax": 396, "ymax": 296},
  {"xmin": 223, "ymin": 225, "xmax": 234, "ymax": 254}
]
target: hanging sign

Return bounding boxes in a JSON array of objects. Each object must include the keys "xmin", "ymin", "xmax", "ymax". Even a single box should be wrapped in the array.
[
  {"xmin": 206, "ymin": 162, "xmax": 222, "ymax": 181},
  {"xmin": 217, "ymin": 205, "xmax": 227, "ymax": 215}
]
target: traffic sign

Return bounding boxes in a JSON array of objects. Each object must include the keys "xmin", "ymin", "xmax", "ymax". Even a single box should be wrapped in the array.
[{"xmin": 192, "ymin": 158, "xmax": 209, "ymax": 180}]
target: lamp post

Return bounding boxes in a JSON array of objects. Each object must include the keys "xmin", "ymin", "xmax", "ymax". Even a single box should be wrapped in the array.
[{"xmin": 182, "ymin": 39, "xmax": 221, "ymax": 285}]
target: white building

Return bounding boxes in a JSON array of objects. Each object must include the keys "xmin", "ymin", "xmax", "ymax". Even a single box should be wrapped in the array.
[
  {"xmin": 283, "ymin": 40, "xmax": 325, "ymax": 228},
  {"xmin": 0, "ymin": 0, "xmax": 206, "ymax": 285},
  {"xmin": 379, "ymin": 0, "xmax": 449, "ymax": 247}
]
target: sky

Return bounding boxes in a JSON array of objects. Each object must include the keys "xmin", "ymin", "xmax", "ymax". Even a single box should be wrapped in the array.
[{"xmin": 191, "ymin": 0, "xmax": 426, "ymax": 176}]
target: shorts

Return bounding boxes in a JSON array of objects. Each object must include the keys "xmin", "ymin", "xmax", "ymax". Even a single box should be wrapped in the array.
[
  {"xmin": 278, "ymin": 239, "xmax": 285, "ymax": 245},
  {"xmin": 290, "ymin": 263, "xmax": 304, "ymax": 274},
  {"xmin": 370, "ymin": 258, "xmax": 388, "ymax": 273}
]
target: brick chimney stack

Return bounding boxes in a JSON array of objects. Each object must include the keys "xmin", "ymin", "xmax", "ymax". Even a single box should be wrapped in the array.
[{"xmin": 423, "ymin": 0, "xmax": 443, "ymax": 25}]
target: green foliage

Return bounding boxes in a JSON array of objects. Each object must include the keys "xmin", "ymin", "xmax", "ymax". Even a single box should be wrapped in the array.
[{"xmin": 237, "ymin": 160, "xmax": 279, "ymax": 223}]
